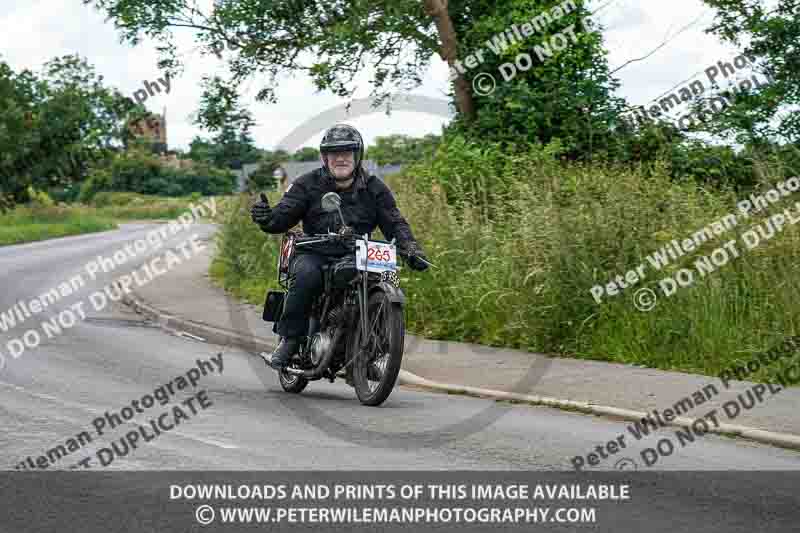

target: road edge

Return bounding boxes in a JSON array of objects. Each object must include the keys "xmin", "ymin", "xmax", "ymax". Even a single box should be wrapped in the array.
[{"xmin": 121, "ymin": 289, "xmax": 800, "ymax": 455}]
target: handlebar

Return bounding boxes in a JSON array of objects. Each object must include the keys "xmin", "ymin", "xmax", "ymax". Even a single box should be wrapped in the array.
[
  {"xmin": 293, "ymin": 232, "xmax": 359, "ymax": 247},
  {"xmin": 292, "ymin": 232, "xmax": 393, "ymax": 246},
  {"xmin": 290, "ymin": 232, "xmax": 436, "ymax": 268}
]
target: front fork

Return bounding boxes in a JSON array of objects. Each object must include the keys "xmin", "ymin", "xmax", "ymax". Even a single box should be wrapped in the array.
[{"xmin": 358, "ymin": 270, "xmax": 370, "ymax": 352}]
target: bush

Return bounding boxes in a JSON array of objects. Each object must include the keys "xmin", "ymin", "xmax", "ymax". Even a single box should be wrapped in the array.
[
  {"xmin": 392, "ymin": 141, "xmax": 800, "ymax": 379},
  {"xmin": 79, "ymin": 168, "xmax": 114, "ymax": 203},
  {"xmin": 247, "ymin": 163, "xmax": 280, "ymax": 191},
  {"xmin": 26, "ymin": 186, "xmax": 55, "ymax": 207},
  {"xmin": 78, "ymin": 150, "xmax": 237, "ymax": 200},
  {"xmin": 90, "ymin": 191, "xmax": 148, "ymax": 207},
  {"xmin": 47, "ymin": 183, "xmax": 81, "ymax": 204},
  {"xmin": 210, "ymin": 192, "xmax": 283, "ymax": 298},
  {"xmin": 212, "ymin": 138, "xmax": 800, "ymax": 381}
]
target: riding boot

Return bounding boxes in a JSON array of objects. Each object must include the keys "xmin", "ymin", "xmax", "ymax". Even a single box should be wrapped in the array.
[{"xmin": 268, "ymin": 337, "xmax": 300, "ymax": 371}]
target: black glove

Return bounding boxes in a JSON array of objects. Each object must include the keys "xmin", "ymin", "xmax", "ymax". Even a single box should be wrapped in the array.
[
  {"xmin": 251, "ymin": 193, "xmax": 271, "ymax": 225},
  {"xmin": 401, "ymin": 241, "xmax": 429, "ymax": 272}
]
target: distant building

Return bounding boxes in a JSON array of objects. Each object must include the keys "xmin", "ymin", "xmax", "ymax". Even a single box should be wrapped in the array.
[
  {"xmin": 160, "ymin": 151, "xmax": 195, "ymax": 170},
  {"xmin": 128, "ymin": 107, "xmax": 168, "ymax": 154},
  {"xmin": 126, "ymin": 109, "xmax": 198, "ymax": 171},
  {"xmin": 278, "ymin": 162, "xmax": 323, "ymax": 191}
]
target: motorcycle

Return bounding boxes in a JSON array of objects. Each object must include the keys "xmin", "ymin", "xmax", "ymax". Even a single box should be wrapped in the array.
[{"xmin": 261, "ymin": 192, "xmax": 434, "ymax": 406}]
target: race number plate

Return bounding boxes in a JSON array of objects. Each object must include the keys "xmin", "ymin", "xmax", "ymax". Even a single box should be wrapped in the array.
[{"xmin": 356, "ymin": 240, "xmax": 397, "ymax": 273}]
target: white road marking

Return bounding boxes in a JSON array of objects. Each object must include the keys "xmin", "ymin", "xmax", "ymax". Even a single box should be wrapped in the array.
[{"xmin": 0, "ymin": 380, "xmax": 239, "ymax": 451}]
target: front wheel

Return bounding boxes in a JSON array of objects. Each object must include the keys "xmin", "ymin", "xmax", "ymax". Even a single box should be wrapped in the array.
[{"xmin": 352, "ymin": 291, "xmax": 405, "ymax": 406}]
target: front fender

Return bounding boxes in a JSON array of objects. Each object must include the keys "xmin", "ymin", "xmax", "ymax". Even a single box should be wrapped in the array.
[{"xmin": 370, "ymin": 282, "xmax": 406, "ymax": 305}]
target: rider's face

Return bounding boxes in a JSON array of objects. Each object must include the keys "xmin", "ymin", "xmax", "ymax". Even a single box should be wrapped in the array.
[{"xmin": 325, "ymin": 151, "xmax": 355, "ymax": 179}]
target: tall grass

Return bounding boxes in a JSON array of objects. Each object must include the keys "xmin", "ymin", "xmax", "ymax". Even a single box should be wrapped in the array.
[
  {"xmin": 211, "ymin": 147, "xmax": 800, "ymax": 380},
  {"xmin": 0, "ymin": 192, "xmax": 227, "ymax": 247},
  {"xmin": 0, "ymin": 205, "xmax": 116, "ymax": 246},
  {"xmin": 210, "ymin": 192, "xmax": 284, "ymax": 301},
  {"xmin": 90, "ymin": 191, "xmax": 216, "ymax": 220}
]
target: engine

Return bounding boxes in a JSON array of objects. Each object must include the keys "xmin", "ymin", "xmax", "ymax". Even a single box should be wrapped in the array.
[
  {"xmin": 325, "ymin": 305, "xmax": 345, "ymax": 326},
  {"xmin": 309, "ymin": 331, "xmax": 334, "ymax": 367},
  {"xmin": 308, "ymin": 305, "xmax": 345, "ymax": 366}
]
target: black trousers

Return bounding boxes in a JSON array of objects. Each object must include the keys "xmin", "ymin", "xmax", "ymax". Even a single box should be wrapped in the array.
[{"xmin": 276, "ymin": 251, "xmax": 337, "ymax": 338}]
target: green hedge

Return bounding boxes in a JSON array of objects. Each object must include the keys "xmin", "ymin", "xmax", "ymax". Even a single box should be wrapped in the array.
[
  {"xmin": 79, "ymin": 149, "xmax": 236, "ymax": 202},
  {"xmin": 211, "ymin": 140, "xmax": 800, "ymax": 381}
]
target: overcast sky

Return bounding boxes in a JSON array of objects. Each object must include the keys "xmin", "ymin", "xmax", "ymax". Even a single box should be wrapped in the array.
[{"xmin": 0, "ymin": 0, "xmax": 757, "ymax": 152}]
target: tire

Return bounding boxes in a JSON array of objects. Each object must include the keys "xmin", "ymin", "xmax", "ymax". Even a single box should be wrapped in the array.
[
  {"xmin": 279, "ymin": 358, "xmax": 309, "ymax": 393},
  {"xmin": 352, "ymin": 291, "xmax": 404, "ymax": 406}
]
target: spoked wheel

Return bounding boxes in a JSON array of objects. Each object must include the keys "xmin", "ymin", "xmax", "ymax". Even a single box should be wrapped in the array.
[
  {"xmin": 279, "ymin": 356, "xmax": 309, "ymax": 394},
  {"xmin": 352, "ymin": 291, "xmax": 404, "ymax": 406}
]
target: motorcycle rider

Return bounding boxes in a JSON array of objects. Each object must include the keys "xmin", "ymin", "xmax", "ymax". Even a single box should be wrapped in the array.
[{"xmin": 250, "ymin": 123, "xmax": 430, "ymax": 371}]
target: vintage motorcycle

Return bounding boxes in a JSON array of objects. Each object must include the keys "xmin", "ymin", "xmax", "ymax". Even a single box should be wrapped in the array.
[{"xmin": 261, "ymin": 192, "xmax": 434, "ymax": 406}]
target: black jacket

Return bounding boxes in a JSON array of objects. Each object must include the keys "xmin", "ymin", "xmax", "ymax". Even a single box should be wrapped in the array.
[{"xmin": 258, "ymin": 167, "xmax": 418, "ymax": 247}]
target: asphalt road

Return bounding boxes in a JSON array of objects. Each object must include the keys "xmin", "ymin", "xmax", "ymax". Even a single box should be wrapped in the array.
[{"xmin": 1, "ymin": 223, "xmax": 799, "ymax": 532}]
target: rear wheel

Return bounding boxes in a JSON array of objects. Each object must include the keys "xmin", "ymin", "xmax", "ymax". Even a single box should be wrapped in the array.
[
  {"xmin": 279, "ymin": 368, "xmax": 309, "ymax": 393},
  {"xmin": 352, "ymin": 291, "xmax": 404, "ymax": 406},
  {"xmin": 279, "ymin": 353, "xmax": 309, "ymax": 393}
]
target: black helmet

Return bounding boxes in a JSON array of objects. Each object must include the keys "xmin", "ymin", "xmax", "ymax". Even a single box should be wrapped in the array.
[{"xmin": 319, "ymin": 123, "xmax": 364, "ymax": 179}]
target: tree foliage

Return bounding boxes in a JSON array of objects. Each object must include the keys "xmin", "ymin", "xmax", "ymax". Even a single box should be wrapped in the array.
[
  {"xmin": 699, "ymin": 0, "xmax": 800, "ymax": 144},
  {"xmin": 84, "ymin": 0, "xmax": 626, "ymax": 160},
  {"xmin": 366, "ymin": 133, "xmax": 441, "ymax": 165},
  {"xmin": 447, "ymin": 0, "xmax": 628, "ymax": 160},
  {"xmin": 79, "ymin": 146, "xmax": 237, "ymax": 201},
  {"xmin": 192, "ymin": 77, "xmax": 261, "ymax": 169},
  {"xmin": 74, "ymin": 0, "xmax": 800, "ymax": 195},
  {"xmin": 0, "ymin": 54, "xmax": 140, "ymax": 207},
  {"xmin": 291, "ymin": 147, "xmax": 321, "ymax": 162},
  {"xmin": 83, "ymin": 0, "xmax": 444, "ymax": 124}
]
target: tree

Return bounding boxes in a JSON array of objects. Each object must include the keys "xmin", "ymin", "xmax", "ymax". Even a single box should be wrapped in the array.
[
  {"xmin": 193, "ymin": 75, "xmax": 260, "ymax": 169},
  {"xmin": 0, "ymin": 54, "xmax": 139, "ymax": 206},
  {"xmin": 83, "ymin": 0, "xmax": 477, "ymax": 124},
  {"xmin": 187, "ymin": 136, "xmax": 218, "ymax": 164},
  {"xmin": 367, "ymin": 133, "xmax": 441, "ymax": 164},
  {"xmin": 0, "ymin": 59, "xmax": 38, "ymax": 205},
  {"xmin": 291, "ymin": 147, "xmax": 320, "ymax": 162},
  {"xmin": 33, "ymin": 55, "xmax": 135, "ymax": 187},
  {"xmin": 248, "ymin": 149, "xmax": 290, "ymax": 191},
  {"xmin": 447, "ymin": 0, "xmax": 627, "ymax": 159},
  {"xmin": 698, "ymin": 0, "xmax": 800, "ymax": 144},
  {"xmin": 86, "ymin": 0, "xmax": 624, "ymax": 157}
]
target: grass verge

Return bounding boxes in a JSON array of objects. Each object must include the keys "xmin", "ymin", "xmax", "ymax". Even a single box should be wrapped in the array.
[
  {"xmin": 1, "ymin": 192, "xmax": 230, "ymax": 246},
  {"xmin": 0, "ymin": 205, "xmax": 116, "ymax": 246}
]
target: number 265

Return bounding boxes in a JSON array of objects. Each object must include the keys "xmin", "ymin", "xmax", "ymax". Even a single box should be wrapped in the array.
[{"xmin": 367, "ymin": 248, "xmax": 391, "ymax": 261}]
